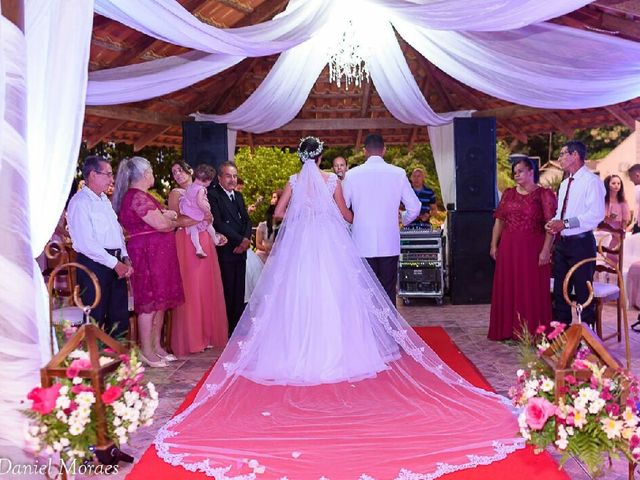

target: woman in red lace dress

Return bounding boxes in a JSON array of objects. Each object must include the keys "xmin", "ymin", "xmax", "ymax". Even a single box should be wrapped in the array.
[
  {"xmin": 488, "ymin": 157, "xmax": 557, "ymax": 341},
  {"xmin": 112, "ymin": 156, "xmax": 184, "ymax": 367}
]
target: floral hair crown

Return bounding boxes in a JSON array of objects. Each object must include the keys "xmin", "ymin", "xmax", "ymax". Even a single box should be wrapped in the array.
[{"xmin": 297, "ymin": 136, "xmax": 324, "ymax": 163}]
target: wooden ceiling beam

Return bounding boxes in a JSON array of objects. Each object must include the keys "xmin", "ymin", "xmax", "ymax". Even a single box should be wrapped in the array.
[
  {"xmin": 409, "ymin": 76, "xmax": 430, "ymax": 150},
  {"xmin": 217, "ymin": 0, "xmax": 253, "ymax": 14},
  {"xmin": 543, "ymin": 112, "xmax": 574, "ymax": 137},
  {"xmin": 473, "ymin": 105, "xmax": 554, "ymax": 119},
  {"xmin": 134, "ymin": 125, "xmax": 172, "ymax": 151},
  {"xmin": 355, "ymin": 81, "xmax": 372, "ymax": 149},
  {"xmin": 425, "ymin": 64, "xmax": 455, "ymax": 111},
  {"xmin": 498, "ymin": 120, "xmax": 528, "ymax": 143},
  {"xmin": 86, "ymin": 119, "xmax": 126, "ymax": 149},
  {"xmin": 282, "ymin": 117, "xmax": 419, "ymax": 131},
  {"xmin": 206, "ymin": 58, "xmax": 261, "ymax": 113},
  {"xmin": 233, "ymin": 0, "xmax": 288, "ymax": 27},
  {"xmin": 86, "ymin": 105, "xmax": 188, "ymax": 125},
  {"xmin": 605, "ymin": 105, "xmax": 637, "ymax": 130}
]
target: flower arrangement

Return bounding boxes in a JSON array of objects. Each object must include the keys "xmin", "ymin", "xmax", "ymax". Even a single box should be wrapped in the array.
[
  {"xmin": 510, "ymin": 322, "xmax": 640, "ymax": 476},
  {"xmin": 24, "ymin": 348, "xmax": 158, "ymax": 464}
]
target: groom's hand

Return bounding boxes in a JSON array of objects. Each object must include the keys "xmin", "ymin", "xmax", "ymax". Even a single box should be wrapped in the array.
[{"xmin": 233, "ymin": 237, "xmax": 251, "ymax": 254}]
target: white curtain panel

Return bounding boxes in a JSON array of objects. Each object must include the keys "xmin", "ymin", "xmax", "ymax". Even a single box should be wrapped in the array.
[
  {"xmin": 194, "ymin": 33, "xmax": 329, "ymax": 133},
  {"xmin": 94, "ymin": 0, "xmax": 331, "ymax": 56},
  {"xmin": 394, "ymin": 20, "xmax": 640, "ymax": 109},
  {"xmin": 87, "ymin": 51, "xmax": 243, "ymax": 105},
  {"xmin": 373, "ymin": 0, "xmax": 592, "ymax": 31},
  {"xmin": 0, "ymin": 14, "xmax": 44, "ymax": 460},
  {"xmin": 427, "ymin": 111, "xmax": 474, "ymax": 208},
  {"xmin": 27, "ymin": 0, "xmax": 94, "ymax": 254}
]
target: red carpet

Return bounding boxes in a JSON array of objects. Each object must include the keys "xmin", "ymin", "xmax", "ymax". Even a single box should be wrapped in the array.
[{"xmin": 127, "ymin": 327, "xmax": 568, "ymax": 479}]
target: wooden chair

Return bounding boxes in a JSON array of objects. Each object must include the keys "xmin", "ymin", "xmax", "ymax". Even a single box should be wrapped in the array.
[{"xmin": 592, "ymin": 223, "xmax": 626, "ymax": 343}]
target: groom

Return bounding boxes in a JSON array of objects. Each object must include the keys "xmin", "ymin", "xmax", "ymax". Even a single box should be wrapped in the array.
[{"xmin": 343, "ymin": 134, "xmax": 421, "ymax": 304}]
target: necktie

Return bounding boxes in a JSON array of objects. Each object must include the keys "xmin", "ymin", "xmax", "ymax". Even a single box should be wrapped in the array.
[
  {"xmin": 560, "ymin": 176, "xmax": 574, "ymax": 220},
  {"xmin": 229, "ymin": 192, "xmax": 235, "ymax": 203}
]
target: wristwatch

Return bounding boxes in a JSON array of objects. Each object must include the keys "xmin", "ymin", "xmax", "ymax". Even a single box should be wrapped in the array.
[{"xmin": 562, "ymin": 219, "xmax": 570, "ymax": 229}]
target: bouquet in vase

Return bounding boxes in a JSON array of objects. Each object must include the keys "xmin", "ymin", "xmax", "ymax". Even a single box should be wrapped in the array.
[{"xmin": 510, "ymin": 322, "xmax": 640, "ymax": 476}]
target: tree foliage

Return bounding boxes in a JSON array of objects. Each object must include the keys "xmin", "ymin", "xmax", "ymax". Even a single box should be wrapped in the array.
[{"xmin": 233, "ymin": 146, "xmax": 301, "ymax": 224}]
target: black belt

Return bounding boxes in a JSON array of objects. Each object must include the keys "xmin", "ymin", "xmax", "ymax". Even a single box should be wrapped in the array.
[
  {"xmin": 558, "ymin": 232, "xmax": 594, "ymax": 242},
  {"xmin": 105, "ymin": 248, "xmax": 123, "ymax": 261}
]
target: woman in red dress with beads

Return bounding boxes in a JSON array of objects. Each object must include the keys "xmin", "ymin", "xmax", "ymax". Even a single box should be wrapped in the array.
[{"xmin": 488, "ymin": 157, "xmax": 557, "ymax": 341}]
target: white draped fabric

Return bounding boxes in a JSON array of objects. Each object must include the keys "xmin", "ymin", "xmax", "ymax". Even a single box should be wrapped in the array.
[
  {"xmin": 94, "ymin": 0, "xmax": 331, "ymax": 56},
  {"xmin": 0, "ymin": 14, "xmax": 42, "ymax": 460},
  {"xmin": 395, "ymin": 20, "xmax": 640, "ymax": 109},
  {"xmin": 427, "ymin": 111, "xmax": 474, "ymax": 208},
  {"xmin": 88, "ymin": 0, "xmax": 640, "ymax": 131},
  {"xmin": 87, "ymin": 51, "xmax": 243, "ymax": 105},
  {"xmin": 194, "ymin": 34, "xmax": 328, "ymax": 132},
  {"xmin": 373, "ymin": 0, "xmax": 592, "ymax": 31},
  {"xmin": 27, "ymin": 0, "xmax": 94, "ymax": 255}
]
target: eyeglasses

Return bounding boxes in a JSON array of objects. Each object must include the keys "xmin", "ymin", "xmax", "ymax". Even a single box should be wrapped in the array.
[
  {"xmin": 558, "ymin": 150, "xmax": 571, "ymax": 158},
  {"xmin": 95, "ymin": 170, "xmax": 114, "ymax": 178}
]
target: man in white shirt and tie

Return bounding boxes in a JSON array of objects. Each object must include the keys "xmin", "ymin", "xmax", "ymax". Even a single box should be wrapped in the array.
[
  {"xmin": 343, "ymin": 134, "xmax": 421, "ymax": 304},
  {"xmin": 67, "ymin": 155, "xmax": 133, "ymax": 338},
  {"xmin": 545, "ymin": 141, "xmax": 605, "ymax": 327}
]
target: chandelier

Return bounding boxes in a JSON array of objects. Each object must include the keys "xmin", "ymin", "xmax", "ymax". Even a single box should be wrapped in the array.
[{"xmin": 327, "ymin": 19, "xmax": 370, "ymax": 89}]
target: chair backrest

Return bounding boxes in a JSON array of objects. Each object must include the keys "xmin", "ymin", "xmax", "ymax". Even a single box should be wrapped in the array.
[{"xmin": 594, "ymin": 222, "xmax": 625, "ymax": 276}]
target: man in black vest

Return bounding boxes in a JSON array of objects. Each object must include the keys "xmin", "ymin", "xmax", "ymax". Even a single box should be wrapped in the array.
[{"xmin": 209, "ymin": 161, "xmax": 252, "ymax": 334}]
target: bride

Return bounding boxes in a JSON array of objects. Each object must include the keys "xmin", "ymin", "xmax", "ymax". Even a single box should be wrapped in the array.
[{"xmin": 156, "ymin": 137, "xmax": 523, "ymax": 479}]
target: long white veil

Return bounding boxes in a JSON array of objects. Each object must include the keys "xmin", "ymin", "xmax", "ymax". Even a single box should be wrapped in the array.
[{"xmin": 155, "ymin": 159, "xmax": 523, "ymax": 480}]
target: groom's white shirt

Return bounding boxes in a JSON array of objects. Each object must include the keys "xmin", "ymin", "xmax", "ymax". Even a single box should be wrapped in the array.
[{"xmin": 342, "ymin": 155, "xmax": 421, "ymax": 258}]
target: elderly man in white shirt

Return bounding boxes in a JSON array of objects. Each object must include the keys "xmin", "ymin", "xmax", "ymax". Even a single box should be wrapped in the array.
[
  {"xmin": 67, "ymin": 155, "xmax": 133, "ymax": 338},
  {"xmin": 343, "ymin": 134, "xmax": 421, "ymax": 303},
  {"xmin": 545, "ymin": 141, "xmax": 605, "ymax": 327}
]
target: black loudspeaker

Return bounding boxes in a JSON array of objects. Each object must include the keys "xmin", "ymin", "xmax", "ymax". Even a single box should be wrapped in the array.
[
  {"xmin": 448, "ymin": 210, "xmax": 495, "ymax": 304},
  {"xmin": 454, "ymin": 117, "xmax": 497, "ymax": 211},
  {"xmin": 182, "ymin": 121, "xmax": 228, "ymax": 172}
]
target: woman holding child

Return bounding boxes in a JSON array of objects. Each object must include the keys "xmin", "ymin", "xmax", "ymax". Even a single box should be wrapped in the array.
[{"xmin": 168, "ymin": 161, "xmax": 228, "ymax": 355}]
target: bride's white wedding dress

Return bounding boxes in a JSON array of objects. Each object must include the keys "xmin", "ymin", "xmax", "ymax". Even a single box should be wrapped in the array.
[{"xmin": 155, "ymin": 160, "xmax": 523, "ymax": 479}]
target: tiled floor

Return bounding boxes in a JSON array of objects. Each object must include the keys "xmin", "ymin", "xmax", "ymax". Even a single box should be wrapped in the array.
[{"xmin": 85, "ymin": 302, "xmax": 639, "ymax": 480}]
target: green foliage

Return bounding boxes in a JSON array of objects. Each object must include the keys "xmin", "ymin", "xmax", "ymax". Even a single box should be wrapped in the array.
[
  {"xmin": 497, "ymin": 140, "xmax": 516, "ymax": 192},
  {"xmin": 80, "ymin": 141, "xmax": 182, "ymax": 199},
  {"xmin": 233, "ymin": 146, "xmax": 301, "ymax": 224}
]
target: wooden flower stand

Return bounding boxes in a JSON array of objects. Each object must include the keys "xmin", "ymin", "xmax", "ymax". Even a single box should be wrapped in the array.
[{"xmin": 41, "ymin": 323, "xmax": 134, "ymax": 475}]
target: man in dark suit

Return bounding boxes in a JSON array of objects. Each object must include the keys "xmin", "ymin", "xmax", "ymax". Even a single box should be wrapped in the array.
[{"xmin": 209, "ymin": 161, "xmax": 252, "ymax": 334}]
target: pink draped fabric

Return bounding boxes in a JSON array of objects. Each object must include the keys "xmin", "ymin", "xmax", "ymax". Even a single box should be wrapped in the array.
[{"xmin": 171, "ymin": 229, "xmax": 228, "ymax": 355}]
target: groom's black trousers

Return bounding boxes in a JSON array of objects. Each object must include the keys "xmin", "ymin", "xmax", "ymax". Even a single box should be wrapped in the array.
[{"xmin": 366, "ymin": 256, "xmax": 399, "ymax": 305}]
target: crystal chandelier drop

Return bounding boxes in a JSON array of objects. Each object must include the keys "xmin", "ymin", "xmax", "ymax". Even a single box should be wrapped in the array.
[{"xmin": 328, "ymin": 19, "xmax": 369, "ymax": 90}]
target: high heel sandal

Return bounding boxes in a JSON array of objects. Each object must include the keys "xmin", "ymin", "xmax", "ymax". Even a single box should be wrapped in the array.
[
  {"xmin": 139, "ymin": 352, "xmax": 168, "ymax": 368},
  {"xmin": 156, "ymin": 352, "xmax": 178, "ymax": 362}
]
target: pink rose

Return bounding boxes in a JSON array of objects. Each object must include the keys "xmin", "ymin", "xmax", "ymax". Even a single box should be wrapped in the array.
[
  {"xmin": 66, "ymin": 358, "xmax": 91, "ymax": 379},
  {"xmin": 525, "ymin": 397, "xmax": 556, "ymax": 430},
  {"xmin": 101, "ymin": 386, "xmax": 122, "ymax": 405},
  {"xmin": 27, "ymin": 384, "xmax": 62, "ymax": 415},
  {"xmin": 71, "ymin": 384, "xmax": 93, "ymax": 395},
  {"xmin": 547, "ymin": 323, "xmax": 565, "ymax": 341},
  {"xmin": 564, "ymin": 375, "xmax": 577, "ymax": 385},
  {"xmin": 536, "ymin": 325, "xmax": 547, "ymax": 334}
]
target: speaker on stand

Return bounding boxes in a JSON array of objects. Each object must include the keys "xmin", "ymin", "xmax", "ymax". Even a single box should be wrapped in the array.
[{"xmin": 448, "ymin": 117, "xmax": 497, "ymax": 304}]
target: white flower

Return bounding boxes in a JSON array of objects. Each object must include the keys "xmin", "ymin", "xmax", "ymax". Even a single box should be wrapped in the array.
[
  {"xmin": 261, "ymin": 412, "xmax": 271, "ymax": 417},
  {"xmin": 555, "ymin": 437, "xmax": 568, "ymax": 450},
  {"xmin": 60, "ymin": 438, "xmax": 70, "ymax": 447},
  {"xmin": 55, "ymin": 395, "xmax": 71, "ymax": 410},
  {"xmin": 588, "ymin": 398, "xmax": 606, "ymax": 415},
  {"xmin": 114, "ymin": 426, "xmax": 126, "ymax": 438},
  {"xmin": 113, "ymin": 417, "xmax": 122, "ymax": 427},
  {"xmin": 124, "ymin": 391, "xmax": 140, "ymax": 407},
  {"xmin": 517, "ymin": 412, "xmax": 528, "ymax": 429},
  {"xmin": 291, "ymin": 451, "xmax": 301, "ymax": 459},
  {"xmin": 248, "ymin": 459, "xmax": 260, "ymax": 468},
  {"xmin": 573, "ymin": 408, "xmax": 588, "ymax": 428},
  {"xmin": 59, "ymin": 386, "xmax": 69, "ymax": 396},
  {"xmin": 72, "ymin": 377, "xmax": 83, "ymax": 385},
  {"xmin": 623, "ymin": 407, "xmax": 639, "ymax": 427},
  {"xmin": 540, "ymin": 378, "xmax": 554, "ymax": 393},
  {"xmin": 55, "ymin": 411, "xmax": 68, "ymax": 423},
  {"xmin": 127, "ymin": 422, "xmax": 139, "ymax": 433},
  {"xmin": 52, "ymin": 441, "xmax": 62, "ymax": 452},
  {"xmin": 565, "ymin": 426, "xmax": 575, "ymax": 436},
  {"xmin": 601, "ymin": 417, "xmax": 624, "ymax": 439},
  {"xmin": 28, "ymin": 426, "xmax": 40, "ymax": 436},
  {"xmin": 573, "ymin": 397, "xmax": 587, "ymax": 410},
  {"xmin": 516, "ymin": 369, "xmax": 525, "ymax": 378},
  {"xmin": 254, "ymin": 466, "xmax": 265, "ymax": 474},
  {"xmin": 69, "ymin": 424, "xmax": 83, "ymax": 436},
  {"xmin": 69, "ymin": 350, "xmax": 89, "ymax": 360},
  {"xmin": 99, "ymin": 356, "xmax": 112, "ymax": 366}
]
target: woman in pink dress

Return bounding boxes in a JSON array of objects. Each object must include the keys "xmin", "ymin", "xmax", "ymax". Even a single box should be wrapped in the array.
[
  {"xmin": 168, "ymin": 161, "xmax": 228, "ymax": 355},
  {"xmin": 112, "ymin": 156, "xmax": 184, "ymax": 367},
  {"xmin": 603, "ymin": 174, "xmax": 630, "ymax": 264},
  {"xmin": 489, "ymin": 157, "xmax": 557, "ymax": 341}
]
